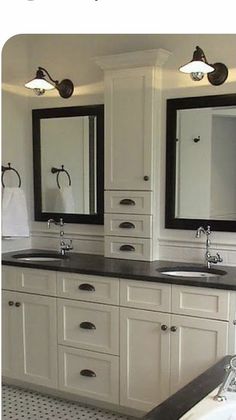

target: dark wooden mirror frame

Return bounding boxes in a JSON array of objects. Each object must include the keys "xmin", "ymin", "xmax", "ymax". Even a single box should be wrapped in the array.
[
  {"xmin": 165, "ymin": 93, "xmax": 236, "ymax": 232},
  {"xmin": 32, "ymin": 104, "xmax": 104, "ymax": 224}
]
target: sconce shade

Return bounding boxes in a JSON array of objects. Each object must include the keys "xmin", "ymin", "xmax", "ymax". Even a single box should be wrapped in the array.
[
  {"xmin": 25, "ymin": 67, "xmax": 74, "ymax": 98},
  {"xmin": 179, "ymin": 46, "xmax": 214, "ymax": 74}
]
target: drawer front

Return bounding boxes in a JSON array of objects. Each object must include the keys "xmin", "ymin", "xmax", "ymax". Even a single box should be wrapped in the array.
[
  {"xmin": 57, "ymin": 299, "xmax": 119, "ymax": 355},
  {"xmin": 105, "ymin": 190, "xmax": 152, "ymax": 214},
  {"xmin": 57, "ymin": 272, "xmax": 119, "ymax": 305},
  {"xmin": 120, "ymin": 279, "xmax": 171, "ymax": 312},
  {"xmin": 2, "ymin": 266, "xmax": 57, "ymax": 296},
  {"xmin": 105, "ymin": 236, "xmax": 152, "ymax": 261},
  {"xmin": 104, "ymin": 213, "xmax": 152, "ymax": 238},
  {"xmin": 58, "ymin": 346, "xmax": 119, "ymax": 404},
  {"xmin": 172, "ymin": 285, "xmax": 230, "ymax": 320}
]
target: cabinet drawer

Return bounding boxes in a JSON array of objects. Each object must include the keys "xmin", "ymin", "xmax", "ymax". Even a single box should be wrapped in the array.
[
  {"xmin": 120, "ymin": 279, "xmax": 171, "ymax": 312},
  {"xmin": 105, "ymin": 236, "xmax": 152, "ymax": 261},
  {"xmin": 172, "ymin": 285, "xmax": 230, "ymax": 320},
  {"xmin": 105, "ymin": 190, "xmax": 153, "ymax": 214},
  {"xmin": 58, "ymin": 346, "xmax": 119, "ymax": 404},
  {"xmin": 57, "ymin": 299, "xmax": 119, "ymax": 355},
  {"xmin": 57, "ymin": 272, "xmax": 119, "ymax": 305},
  {"xmin": 2, "ymin": 266, "xmax": 57, "ymax": 296},
  {"xmin": 105, "ymin": 213, "xmax": 152, "ymax": 238}
]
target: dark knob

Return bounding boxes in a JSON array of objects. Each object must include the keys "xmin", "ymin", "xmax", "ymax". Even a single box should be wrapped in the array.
[
  {"xmin": 119, "ymin": 222, "xmax": 135, "ymax": 229},
  {"xmin": 143, "ymin": 175, "xmax": 149, "ymax": 181},
  {"xmin": 161, "ymin": 324, "xmax": 168, "ymax": 331},
  {"xmin": 15, "ymin": 302, "xmax": 21, "ymax": 307},
  {"xmin": 79, "ymin": 321, "xmax": 96, "ymax": 330},
  {"xmin": 79, "ymin": 283, "xmax": 95, "ymax": 292},
  {"xmin": 170, "ymin": 326, "xmax": 177, "ymax": 332},
  {"xmin": 119, "ymin": 244, "xmax": 135, "ymax": 252},
  {"xmin": 8, "ymin": 301, "xmax": 14, "ymax": 306},
  {"xmin": 80, "ymin": 369, "xmax": 96, "ymax": 378},
  {"xmin": 119, "ymin": 199, "xmax": 136, "ymax": 206}
]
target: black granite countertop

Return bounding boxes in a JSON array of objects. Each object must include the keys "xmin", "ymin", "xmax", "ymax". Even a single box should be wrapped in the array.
[
  {"xmin": 143, "ymin": 355, "xmax": 232, "ymax": 420},
  {"xmin": 2, "ymin": 249, "xmax": 236, "ymax": 290}
]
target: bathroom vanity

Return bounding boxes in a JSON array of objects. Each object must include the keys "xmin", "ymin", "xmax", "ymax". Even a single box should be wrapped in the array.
[{"xmin": 2, "ymin": 250, "xmax": 236, "ymax": 416}]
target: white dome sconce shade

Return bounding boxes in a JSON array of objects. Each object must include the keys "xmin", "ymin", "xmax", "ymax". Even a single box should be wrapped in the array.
[
  {"xmin": 179, "ymin": 46, "xmax": 228, "ymax": 85},
  {"xmin": 25, "ymin": 67, "xmax": 74, "ymax": 98}
]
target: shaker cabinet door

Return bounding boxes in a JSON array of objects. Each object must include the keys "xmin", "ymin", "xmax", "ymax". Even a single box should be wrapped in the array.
[
  {"xmin": 120, "ymin": 307, "xmax": 170, "ymax": 412},
  {"xmin": 105, "ymin": 67, "xmax": 154, "ymax": 191}
]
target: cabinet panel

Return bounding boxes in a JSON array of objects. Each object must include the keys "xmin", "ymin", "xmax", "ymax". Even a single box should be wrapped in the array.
[
  {"xmin": 2, "ymin": 291, "xmax": 20, "ymax": 378},
  {"xmin": 2, "ymin": 266, "xmax": 57, "ymax": 296},
  {"xmin": 105, "ymin": 213, "xmax": 152, "ymax": 238},
  {"xmin": 170, "ymin": 314, "xmax": 228, "ymax": 394},
  {"xmin": 105, "ymin": 68, "xmax": 154, "ymax": 190},
  {"xmin": 105, "ymin": 236, "xmax": 152, "ymax": 261},
  {"xmin": 105, "ymin": 190, "xmax": 153, "ymax": 215},
  {"xmin": 58, "ymin": 346, "xmax": 119, "ymax": 404},
  {"xmin": 57, "ymin": 299, "xmax": 119, "ymax": 355},
  {"xmin": 57, "ymin": 272, "xmax": 119, "ymax": 305},
  {"xmin": 120, "ymin": 279, "xmax": 171, "ymax": 312},
  {"xmin": 172, "ymin": 285, "xmax": 230, "ymax": 320},
  {"xmin": 120, "ymin": 307, "xmax": 170, "ymax": 411}
]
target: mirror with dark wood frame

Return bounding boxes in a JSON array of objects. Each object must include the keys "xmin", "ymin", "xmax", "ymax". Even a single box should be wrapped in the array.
[
  {"xmin": 32, "ymin": 104, "xmax": 104, "ymax": 224},
  {"xmin": 165, "ymin": 93, "xmax": 236, "ymax": 232}
]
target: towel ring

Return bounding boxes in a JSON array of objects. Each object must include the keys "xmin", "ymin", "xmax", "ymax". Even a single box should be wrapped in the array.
[
  {"xmin": 1, "ymin": 163, "xmax": 22, "ymax": 188},
  {"xmin": 51, "ymin": 165, "xmax": 71, "ymax": 189}
]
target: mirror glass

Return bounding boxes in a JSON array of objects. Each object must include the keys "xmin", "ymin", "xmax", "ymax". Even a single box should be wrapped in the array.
[
  {"xmin": 33, "ymin": 105, "xmax": 104, "ymax": 224},
  {"xmin": 165, "ymin": 94, "xmax": 236, "ymax": 231}
]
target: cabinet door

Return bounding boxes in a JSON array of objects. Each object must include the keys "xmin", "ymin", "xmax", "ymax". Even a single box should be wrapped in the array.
[
  {"xmin": 120, "ymin": 307, "xmax": 170, "ymax": 412},
  {"xmin": 105, "ymin": 67, "xmax": 154, "ymax": 191},
  {"xmin": 170, "ymin": 314, "xmax": 229, "ymax": 394},
  {"xmin": 2, "ymin": 291, "xmax": 20, "ymax": 378},
  {"xmin": 16, "ymin": 292, "xmax": 58, "ymax": 388}
]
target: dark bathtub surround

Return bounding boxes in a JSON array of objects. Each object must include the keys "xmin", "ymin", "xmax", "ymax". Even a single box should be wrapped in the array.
[{"xmin": 144, "ymin": 356, "xmax": 232, "ymax": 420}]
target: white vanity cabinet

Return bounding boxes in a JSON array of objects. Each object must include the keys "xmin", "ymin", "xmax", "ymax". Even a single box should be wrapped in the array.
[
  {"xmin": 2, "ymin": 290, "xmax": 57, "ymax": 388},
  {"xmin": 119, "ymin": 279, "xmax": 231, "ymax": 412},
  {"xmin": 2, "ymin": 265, "xmax": 235, "ymax": 415}
]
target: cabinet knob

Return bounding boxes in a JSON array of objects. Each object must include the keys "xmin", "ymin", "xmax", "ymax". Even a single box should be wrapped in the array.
[
  {"xmin": 161, "ymin": 324, "xmax": 168, "ymax": 331},
  {"xmin": 78, "ymin": 283, "xmax": 95, "ymax": 292},
  {"xmin": 80, "ymin": 369, "xmax": 96, "ymax": 378},
  {"xmin": 8, "ymin": 301, "xmax": 14, "ymax": 306},
  {"xmin": 170, "ymin": 326, "xmax": 177, "ymax": 332},
  {"xmin": 79, "ymin": 321, "xmax": 96, "ymax": 330},
  {"xmin": 15, "ymin": 302, "xmax": 21, "ymax": 307},
  {"xmin": 143, "ymin": 175, "xmax": 149, "ymax": 181}
]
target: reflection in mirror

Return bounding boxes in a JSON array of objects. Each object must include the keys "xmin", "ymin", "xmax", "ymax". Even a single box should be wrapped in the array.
[
  {"xmin": 165, "ymin": 94, "xmax": 236, "ymax": 232},
  {"xmin": 33, "ymin": 105, "xmax": 104, "ymax": 224}
]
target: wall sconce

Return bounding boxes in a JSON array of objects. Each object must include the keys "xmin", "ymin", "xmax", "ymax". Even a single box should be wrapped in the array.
[
  {"xmin": 25, "ymin": 67, "xmax": 74, "ymax": 98},
  {"xmin": 179, "ymin": 46, "xmax": 228, "ymax": 86}
]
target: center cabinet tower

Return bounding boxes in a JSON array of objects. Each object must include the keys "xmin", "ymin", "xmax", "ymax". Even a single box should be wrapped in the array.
[{"xmin": 95, "ymin": 49, "xmax": 171, "ymax": 261}]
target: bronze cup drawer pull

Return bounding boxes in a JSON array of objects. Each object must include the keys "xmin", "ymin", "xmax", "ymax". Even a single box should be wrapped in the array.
[
  {"xmin": 119, "ymin": 244, "xmax": 135, "ymax": 252},
  {"xmin": 78, "ymin": 283, "xmax": 95, "ymax": 292},
  {"xmin": 119, "ymin": 198, "xmax": 136, "ymax": 206},
  {"xmin": 119, "ymin": 222, "xmax": 135, "ymax": 229},
  {"xmin": 80, "ymin": 369, "xmax": 96, "ymax": 378},
  {"xmin": 80, "ymin": 321, "xmax": 96, "ymax": 330}
]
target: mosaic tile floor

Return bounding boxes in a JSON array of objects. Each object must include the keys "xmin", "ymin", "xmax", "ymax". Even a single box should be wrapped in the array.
[{"xmin": 2, "ymin": 385, "xmax": 135, "ymax": 420}]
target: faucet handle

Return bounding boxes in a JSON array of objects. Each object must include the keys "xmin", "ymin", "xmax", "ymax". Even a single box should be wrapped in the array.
[{"xmin": 216, "ymin": 252, "xmax": 223, "ymax": 263}]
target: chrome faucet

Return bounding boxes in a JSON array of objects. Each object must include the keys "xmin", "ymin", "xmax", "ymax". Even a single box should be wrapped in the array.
[
  {"xmin": 214, "ymin": 356, "xmax": 236, "ymax": 401},
  {"xmin": 195, "ymin": 225, "xmax": 223, "ymax": 269},
  {"xmin": 47, "ymin": 218, "xmax": 73, "ymax": 256}
]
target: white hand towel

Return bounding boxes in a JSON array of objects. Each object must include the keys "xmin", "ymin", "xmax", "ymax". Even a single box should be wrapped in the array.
[
  {"xmin": 2, "ymin": 187, "xmax": 30, "ymax": 237},
  {"xmin": 55, "ymin": 186, "xmax": 75, "ymax": 213}
]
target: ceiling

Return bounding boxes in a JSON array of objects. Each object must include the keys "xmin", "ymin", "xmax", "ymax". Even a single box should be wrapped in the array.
[{"xmin": 2, "ymin": 34, "xmax": 236, "ymax": 92}]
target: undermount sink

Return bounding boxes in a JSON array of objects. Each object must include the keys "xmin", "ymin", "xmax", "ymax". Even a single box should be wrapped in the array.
[
  {"xmin": 157, "ymin": 267, "xmax": 226, "ymax": 278},
  {"xmin": 12, "ymin": 253, "xmax": 65, "ymax": 262}
]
